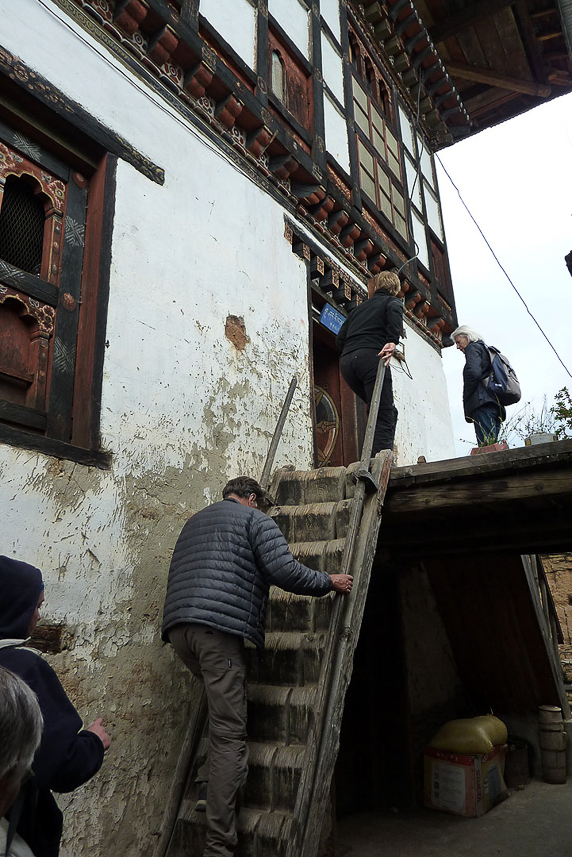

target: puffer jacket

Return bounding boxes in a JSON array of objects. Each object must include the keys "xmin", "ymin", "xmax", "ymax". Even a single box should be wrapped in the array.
[
  {"xmin": 462, "ymin": 340, "xmax": 505, "ymax": 421},
  {"xmin": 161, "ymin": 498, "xmax": 332, "ymax": 649}
]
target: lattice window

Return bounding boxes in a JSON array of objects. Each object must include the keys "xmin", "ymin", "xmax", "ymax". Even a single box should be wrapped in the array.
[
  {"xmin": 0, "ymin": 176, "xmax": 45, "ymax": 275},
  {"xmin": 353, "ymin": 79, "xmax": 407, "ymax": 239}
]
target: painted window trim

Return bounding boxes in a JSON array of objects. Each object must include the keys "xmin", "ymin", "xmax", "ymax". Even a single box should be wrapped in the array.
[{"xmin": 0, "ymin": 120, "xmax": 114, "ymax": 467}]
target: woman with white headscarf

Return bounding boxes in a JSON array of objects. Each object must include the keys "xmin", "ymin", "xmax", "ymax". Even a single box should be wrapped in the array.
[{"xmin": 452, "ymin": 325, "xmax": 505, "ymax": 445}]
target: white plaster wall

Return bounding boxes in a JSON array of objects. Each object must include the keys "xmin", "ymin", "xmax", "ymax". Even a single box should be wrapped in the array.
[
  {"xmin": 320, "ymin": 0, "xmax": 341, "ymax": 42},
  {"xmin": 323, "ymin": 93, "xmax": 351, "ymax": 174},
  {"xmin": 393, "ymin": 319, "xmax": 456, "ymax": 464},
  {"xmin": 0, "ymin": 3, "xmax": 315, "ymax": 855},
  {"xmin": 200, "ymin": 0, "xmax": 257, "ymax": 68},
  {"xmin": 321, "ymin": 31, "xmax": 345, "ymax": 105},
  {"xmin": 268, "ymin": 0, "xmax": 310, "ymax": 59},
  {"xmin": 0, "ymin": 3, "xmax": 456, "ymax": 855}
]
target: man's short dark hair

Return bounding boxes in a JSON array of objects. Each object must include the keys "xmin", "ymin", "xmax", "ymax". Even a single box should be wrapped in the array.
[{"xmin": 222, "ymin": 477, "xmax": 273, "ymax": 507}]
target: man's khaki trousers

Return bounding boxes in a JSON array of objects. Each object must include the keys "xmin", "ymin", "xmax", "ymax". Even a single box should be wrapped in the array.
[{"xmin": 169, "ymin": 623, "xmax": 248, "ymax": 857}]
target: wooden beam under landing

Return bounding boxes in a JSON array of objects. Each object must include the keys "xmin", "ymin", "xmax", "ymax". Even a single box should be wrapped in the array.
[
  {"xmin": 381, "ymin": 439, "xmax": 572, "ymax": 558},
  {"xmin": 445, "ymin": 60, "xmax": 551, "ymax": 97},
  {"xmin": 428, "ymin": 0, "xmax": 515, "ymax": 43}
]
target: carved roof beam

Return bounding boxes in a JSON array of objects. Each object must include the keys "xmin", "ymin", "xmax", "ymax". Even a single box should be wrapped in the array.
[{"xmin": 445, "ymin": 60, "xmax": 552, "ymax": 97}]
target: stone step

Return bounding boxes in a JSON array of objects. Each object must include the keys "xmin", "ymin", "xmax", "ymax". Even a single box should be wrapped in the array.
[
  {"xmin": 173, "ymin": 806, "xmax": 292, "ymax": 857},
  {"xmin": 271, "ymin": 465, "xmax": 348, "ymax": 506},
  {"xmin": 290, "ymin": 536, "xmax": 346, "ymax": 574},
  {"xmin": 270, "ymin": 460, "xmax": 378, "ymax": 506},
  {"xmin": 266, "ymin": 584, "xmax": 337, "ymax": 633},
  {"xmin": 244, "ymin": 741, "xmax": 306, "ymax": 814},
  {"xmin": 245, "ymin": 630, "xmax": 326, "ymax": 686},
  {"xmin": 247, "ymin": 684, "xmax": 317, "ymax": 744},
  {"xmin": 271, "ymin": 499, "xmax": 352, "ymax": 543}
]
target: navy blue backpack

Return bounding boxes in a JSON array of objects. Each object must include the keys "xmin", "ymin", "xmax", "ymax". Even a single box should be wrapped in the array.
[{"xmin": 483, "ymin": 346, "xmax": 521, "ymax": 406}]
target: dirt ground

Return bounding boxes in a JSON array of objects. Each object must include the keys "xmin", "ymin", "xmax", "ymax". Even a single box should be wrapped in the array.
[{"xmin": 336, "ymin": 779, "xmax": 572, "ymax": 856}]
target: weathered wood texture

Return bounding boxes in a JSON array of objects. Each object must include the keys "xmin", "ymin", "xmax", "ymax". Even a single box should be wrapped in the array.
[
  {"xmin": 422, "ymin": 0, "xmax": 571, "ymax": 132},
  {"xmin": 382, "ymin": 440, "xmax": 572, "ymax": 557},
  {"xmin": 424, "ymin": 553, "xmax": 568, "ymax": 716}
]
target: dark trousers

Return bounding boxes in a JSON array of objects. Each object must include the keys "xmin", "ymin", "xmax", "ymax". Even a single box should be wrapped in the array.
[
  {"xmin": 169, "ymin": 624, "xmax": 248, "ymax": 857},
  {"xmin": 470, "ymin": 403, "xmax": 502, "ymax": 445},
  {"xmin": 340, "ymin": 348, "xmax": 398, "ymax": 453}
]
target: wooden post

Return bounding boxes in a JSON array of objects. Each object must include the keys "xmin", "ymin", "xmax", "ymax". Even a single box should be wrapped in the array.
[{"xmin": 259, "ymin": 375, "xmax": 298, "ymax": 491}]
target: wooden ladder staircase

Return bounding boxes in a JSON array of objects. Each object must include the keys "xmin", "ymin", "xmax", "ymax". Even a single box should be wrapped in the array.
[{"xmin": 159, "ymin": 452, "xmax": 392, "ymax": 857}]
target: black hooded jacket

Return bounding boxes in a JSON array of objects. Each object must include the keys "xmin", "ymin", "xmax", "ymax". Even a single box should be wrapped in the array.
[
  {"xmin": 336, "ymin": 290, "xmax": 403, "ymax": 356},
  {"xmin": 0, "ymin": 556, "xmax": 104, "ymax": 857}
]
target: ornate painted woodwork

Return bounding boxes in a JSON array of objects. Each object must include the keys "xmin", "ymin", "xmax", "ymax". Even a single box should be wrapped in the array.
[
  {"xmin": 0, "ymin": 118, "xmax": 113, "ymax": 464},
  {"xmin": 45, "ymin": 0, "xmax": 457, "ymax": 346}
]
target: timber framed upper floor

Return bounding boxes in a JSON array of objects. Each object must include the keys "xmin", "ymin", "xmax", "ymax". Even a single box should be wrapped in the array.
[{"xmin": 31, "ymin": 0, "xmax": 571, "ymax": 349}]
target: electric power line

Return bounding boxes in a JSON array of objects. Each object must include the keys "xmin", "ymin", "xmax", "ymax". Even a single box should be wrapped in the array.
[{"xmin": 436, "ymin": 154, "xmax": 572, "ymax": 380}]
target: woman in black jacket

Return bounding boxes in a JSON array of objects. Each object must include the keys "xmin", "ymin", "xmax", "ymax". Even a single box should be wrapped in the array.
[
  {"xmin": 0, "ymin": 556, "xmax": 110, "ymax": 857},
  {"xmin": 336, "ymin": 270, "xmax": 403, "ymax": 454},
  {"xmin": 452, "ymin": 325, "xmax": 505, "ymax": 445}
]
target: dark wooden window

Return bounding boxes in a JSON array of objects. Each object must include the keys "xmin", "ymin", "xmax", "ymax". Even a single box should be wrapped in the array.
[
  {"xmin": 268, "ymin": 29, "xmax": 313, "ymax": 132},
  {"xmin": 0, "ymin": 123, "xmax": 113, "ymax": 461},
  {"xmin": 271, "ymin": 50, "xmax": 286, "ymax": 102},
  {"xmin": 352, "ymin": 77, "xmax": 407, "ymax": 240}
]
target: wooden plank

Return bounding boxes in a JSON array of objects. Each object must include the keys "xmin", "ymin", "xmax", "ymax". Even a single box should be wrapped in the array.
[
  {"xmin": 45, "ymin": 174, "xmax": 87, "ymax": 442},
  {"xmin": 71, "ymin": 154, "xmax": 116, "ymax": 450},
  {"xmin": 425, "ymin": 555, "xmax": 564, "ymax": 714},
  {"xmin": 0, "ymin": 401, "xmax": 46, "ymax": 431},
  {"xmin": 0, "ymin": 421, "xmax": 111, "ymax": 467},
  {"xmin": 386, "ymin": 468, "xmax": 572, "ymax": 515},
  {"xmin": 0, "ymin": 262, "xmax": 58, "ymax": 306},
  {"xmin": 444, "ymin": 60, "xmax": 551, "ymax": 96},
  {"xmin": 429, "ymin": 0, "xmax": 515, "ymax": 43},
  {"xmin": 389, "ymin": 439, "xmax": 572, "ymax": 486},
  {"xmin": 153, "ymin": 696, "xmax": 208, "ymax": 857}
]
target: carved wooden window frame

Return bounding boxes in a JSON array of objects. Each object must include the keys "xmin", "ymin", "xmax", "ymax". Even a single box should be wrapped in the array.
[{"xmin": 0, "ymin": 119, "xmax": 113, "ymax": 465}]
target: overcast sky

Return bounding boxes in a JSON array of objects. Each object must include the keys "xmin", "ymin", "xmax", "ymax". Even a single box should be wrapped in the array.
[{"xmin": 436, "ymin": 91, "xmax": 572, "ymax": 455}]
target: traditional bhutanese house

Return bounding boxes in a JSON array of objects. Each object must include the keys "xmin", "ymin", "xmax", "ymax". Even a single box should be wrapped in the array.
[{"xmin": 0, "ymin": 2, "xmax": 571, "ymax": 856}]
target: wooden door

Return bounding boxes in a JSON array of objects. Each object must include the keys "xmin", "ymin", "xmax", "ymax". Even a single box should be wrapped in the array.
[{"xmin": 312, "ymin": 320, "xmax": 365, "ymax": 467}]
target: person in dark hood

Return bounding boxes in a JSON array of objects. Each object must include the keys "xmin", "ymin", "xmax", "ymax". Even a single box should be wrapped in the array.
[{"xmin": 0, "ymin": 556, "xmax": 110, "ymax": 857}]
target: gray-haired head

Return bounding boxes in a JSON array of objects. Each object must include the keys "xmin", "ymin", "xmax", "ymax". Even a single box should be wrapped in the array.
[
  {"xmin": 450, "ymin": 325, "xmax": 483, "ymax": 344},
  {"xmin": 0, "ymin": 666, "xmax": 43, "ymax": 815}
]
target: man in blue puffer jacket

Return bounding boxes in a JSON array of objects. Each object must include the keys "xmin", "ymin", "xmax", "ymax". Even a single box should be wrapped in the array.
[{"xmin": 161, "ymin": 476, "xmax": 353, "ymax": 857}]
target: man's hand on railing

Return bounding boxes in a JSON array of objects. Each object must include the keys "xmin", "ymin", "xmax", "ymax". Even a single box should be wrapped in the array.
[{"xmin": 330, "ymin": 574, "xmax": 354, "ymax": 594}]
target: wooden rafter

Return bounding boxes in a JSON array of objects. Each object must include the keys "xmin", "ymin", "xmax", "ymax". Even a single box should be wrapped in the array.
[
  {"xmin": 428, "ymin": 0, "xmax": 515, "ymax": 43},
  {"xmin": 445, "ymin": 60, "xmax": 551, "ymax": 96},
  {"xmin": 514, "ymin": 0, "xmax": 549, "ymax": 85}
]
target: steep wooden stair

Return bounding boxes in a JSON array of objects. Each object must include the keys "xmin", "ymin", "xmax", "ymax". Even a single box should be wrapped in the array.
[{"xmin": 159, "ymin": 451, "xmax": 392, "ymax": 857}]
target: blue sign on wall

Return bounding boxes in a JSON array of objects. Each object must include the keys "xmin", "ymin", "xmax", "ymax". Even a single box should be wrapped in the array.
[{"xmin": 319, "ymin": 303, "xmax": 345, "ymax": 335}]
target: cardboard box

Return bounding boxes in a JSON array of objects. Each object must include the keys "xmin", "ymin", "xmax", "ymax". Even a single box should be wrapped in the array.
[{"xmin": 424, "ymin": 745, "xmax": 508, "ymax": 817}]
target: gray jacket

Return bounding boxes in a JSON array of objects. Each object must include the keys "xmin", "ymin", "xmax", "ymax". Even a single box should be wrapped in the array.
[{"xmin": 161, "ymin": 498, "xmax": 332, "ymax": 648}]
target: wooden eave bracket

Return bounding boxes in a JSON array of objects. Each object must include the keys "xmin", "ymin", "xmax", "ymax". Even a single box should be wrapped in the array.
[{"xmin": 350, "ymin": 0, "xmax": 471, "ymax": 139}]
